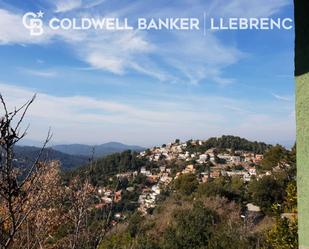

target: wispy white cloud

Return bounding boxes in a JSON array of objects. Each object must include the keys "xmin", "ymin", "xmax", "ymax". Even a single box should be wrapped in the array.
[
  {"xmin": 0, "ymin": 9, "xmax": 49, "ymax": 44},
  {"xmin": 86, "ymin": 53, "xmax": 125, "ymax": 74},
  {"xmin": 272, "ymin": 93, "xmax": 293, "ymax": 101},
  {"xmin": 0, "ymin": 82, "xmax": 295, "ymax": 146},
  {"xmin": 83, "ymin": 0, "xmax": 106, "ymax": 9},
  {"xmin": 0, "ymin": 82, "xmax": 223, "ymax": 144},
  {"xmin": 223, "ymin": 105, "xmax": 249, "ymax": 113},
  {"xmin": 52, "ymin": 0, "xmax": 106, "ymax": 13},
  {"xmin": 157, "ymin": 31, "xmax": 244, "ymax": 85},
  {"xmin": 54, "ymin": 0, "xmax": 82, "ymax": 13},
  {"xmin": 21, "ymin": 68, "xmax": 58, "ymax": 78},
  {"xmin": 81, "ymin": 30, "xmax": 154, "ymax": 74},
  {"xmin": 208, "ymin": 0, "xmax": 290, "ymax": 18}
]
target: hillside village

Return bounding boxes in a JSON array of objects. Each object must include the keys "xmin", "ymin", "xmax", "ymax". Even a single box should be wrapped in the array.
[{"xmin": 94, "ymin": 138, "xmax": 286, "ymax": 217}]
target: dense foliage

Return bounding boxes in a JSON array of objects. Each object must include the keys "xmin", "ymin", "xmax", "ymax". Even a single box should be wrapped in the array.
[
  {"xmin": 197, "ymin": 176, "xmax": 246, "ymax": 202},
  {"xmin": 248, "ymin": 176, "xmax": 285, "ymax": 214},
  {"xmin": 186, "ymin": 135, "xmax": 272, "ymax": 154},
  {"xmin": 260, "ymin": 145, "xmax": 291, "ymax": 170},
  {"xmin": 174, "ymin": 174, "xmax": 199, "ymax": 195},
  {"xmin": 65, "ymin": 150, "xmax": 146, "ymax": 186}
]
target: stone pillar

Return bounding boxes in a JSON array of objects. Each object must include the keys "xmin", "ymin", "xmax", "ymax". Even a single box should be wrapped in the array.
[{"xmin": 295, "ymin": 1, "xmax": 309, "ymax": 248}]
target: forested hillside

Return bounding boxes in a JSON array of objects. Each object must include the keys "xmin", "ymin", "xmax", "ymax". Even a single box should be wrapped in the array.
[
  {"xmin": 186, "ymin": 135, "xmax": 272, "ymax": 154},
  {"xmin": 64, "ymin": 150, "xmax": 149, "ymax": 186},
  {"xmin": 52, "ymin": 142, "xmax": 145, "ymax": 158},
  {"xmin": 14, "ymin": 145, "xmax": 89, "ymax": 170}
]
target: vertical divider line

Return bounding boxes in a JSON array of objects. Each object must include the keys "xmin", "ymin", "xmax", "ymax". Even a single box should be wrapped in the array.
[{"xmin": 203, "ymin": 12, "xmax": 206, "ymax": 36}]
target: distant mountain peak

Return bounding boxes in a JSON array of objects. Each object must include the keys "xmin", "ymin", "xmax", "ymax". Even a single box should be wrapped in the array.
[{"xmin": 52, "ymin": 142, "xmax": 145, "ymax": 158}]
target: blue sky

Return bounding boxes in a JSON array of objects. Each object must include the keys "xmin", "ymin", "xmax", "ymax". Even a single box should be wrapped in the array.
[{"xmin": 0, "ymin": 0, "xmax": 295, "ymax": 147}]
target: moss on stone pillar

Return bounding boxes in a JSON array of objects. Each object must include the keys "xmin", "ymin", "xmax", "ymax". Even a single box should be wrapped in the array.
[
  {"xmin": 296, "ymin": 73, "xmax": 309, "ymax": 249},
  {"xmin": 295, "ymin": 0, "xmax": 309, "ymax": 248}
]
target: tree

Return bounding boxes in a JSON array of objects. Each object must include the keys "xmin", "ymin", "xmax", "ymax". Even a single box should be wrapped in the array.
[
  {"xmin": 174, "ymin": 174, "xmax": 199, "ymax": 196},
  {"xmin": 63, "ymin": 177, "xmax": 96, "ymax": 249},
  {"xmin": 207, "ymin": 222, "xmax": 251, "ymax": 249},
  {"xmin": 9, "ymin": 162, "xmax": 64, "ymax": 249},
  {"xmin": 261, "ymin": 145, "xmax": 288, "ymax": 170},
  {"xmin": 128, "ymin": 212, "xmax": 144, "ymax": 237},
  {"xmin": 195, "ymin": 135, "xmax": 271, "ymax": 154},
  {"xmin": 197, "ymin": 176, "xmax": 245, "ymax": 202},
  {"xmin": 162, "ymin": 202, "xmax": 218, "ymax": 249},
  {"xmin": 0, "ymin": 94, "xmax": 54, "ymax": 249},
  {"xmin": 284, "ymin": 181, "xmax": 297, "ymax": 213},
  {"xmin": 248, "ymin": 176, "xmax": 284, "ymax": 213},
  {"xmin": 98, "ymin": 232, "xmax": 133, "ymax": 249},
  {"xmin": 197, "ymin": 177, "xmax": 227, "ymax": 198},
  {"xmin": 266, "ymin": 218, "xmax": 298, "ymax": 249}
]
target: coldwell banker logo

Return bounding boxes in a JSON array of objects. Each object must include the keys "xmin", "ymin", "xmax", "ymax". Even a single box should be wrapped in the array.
[
  {"xmin": 23, "ymin": 11, "xmax": 44, "ymax": 36},
  {"xmin": 22, "ymin": 11, "xmax": 293, "ymax": 36}
]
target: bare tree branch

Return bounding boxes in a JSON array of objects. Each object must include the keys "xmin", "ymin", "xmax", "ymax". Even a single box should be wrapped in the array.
[
  {"xmin": 19, "ymin": 128, "xmax": 52, "ymax": 190},
  {"xmin": 14, "ymin": 94, "xmax": 36, "ymax": 133},
  {"xmin": 0, "ymin": 94, "xmax": 56, "ymax": 249}
]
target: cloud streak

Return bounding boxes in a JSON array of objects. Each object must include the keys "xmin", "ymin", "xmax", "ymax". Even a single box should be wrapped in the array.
[
  {"xmin": 52, "ymin": 0, "xmax": 106, "ymax": 13},
  {"xmin": 0, "ymin": 82, "xmax": 295, "ymax": 146},
  {"xmin": 272, "ymin": 93, "xmax": 293, "ymax": 101},
  {"xmin": 21, "ymin": 68, "xmax": 58, "ymax": 78},
  {"xmin": 54, "ymin": 0, "xmax": 82, "ymax": 13}
]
